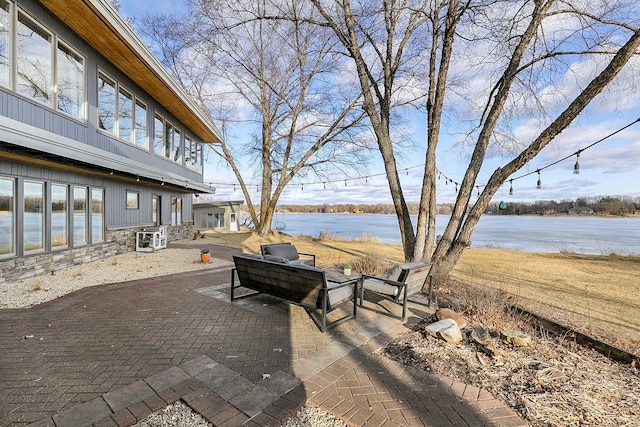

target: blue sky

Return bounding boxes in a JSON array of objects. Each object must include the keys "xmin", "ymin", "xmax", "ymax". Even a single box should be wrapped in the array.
[{"xmin": 119, "ymin": 1, "xmax": 640, "ymax": 206}]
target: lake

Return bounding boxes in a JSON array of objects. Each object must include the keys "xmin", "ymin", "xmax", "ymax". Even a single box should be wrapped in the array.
[{"xmin": 272, "ymin": 213, "xmax": 640, "ymax": 255}]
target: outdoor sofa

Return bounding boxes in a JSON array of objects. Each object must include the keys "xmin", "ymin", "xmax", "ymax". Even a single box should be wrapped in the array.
[{"xmin": 231, "ymin": 254, "xmax": 357, "ymax": 332}]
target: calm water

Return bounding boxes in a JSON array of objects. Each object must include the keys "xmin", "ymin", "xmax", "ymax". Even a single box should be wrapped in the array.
[{"xmin": 273, "ymin": 213, "xmax": 640, "ymax": 255}]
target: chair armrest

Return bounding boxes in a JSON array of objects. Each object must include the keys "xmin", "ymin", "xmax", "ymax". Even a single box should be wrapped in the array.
[{"xmin": 298, "ymin": 252, "xmax": 316, "ymax": 260}]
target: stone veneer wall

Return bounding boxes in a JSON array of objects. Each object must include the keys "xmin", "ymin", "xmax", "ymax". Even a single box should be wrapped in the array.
[{"xmin": 0, "ymin": 223, "xmax": 195, "ymax": 285}]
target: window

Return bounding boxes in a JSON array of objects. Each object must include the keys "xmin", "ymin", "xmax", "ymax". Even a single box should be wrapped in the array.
[
  {"xmin": 154, "ymin": 114, "xmax": 183, "ymax": 163},
  {"xmin": 184, "ymin": 136, "xmax": 204, "ymax": 173},
  {"xmin": 164, "ymin": 121, "xmax": 173, "ymax": 161},
  {"xmin": 98, "ymin": 71, "xmax": 147, "ymax": 146},
  {"xmin": 73, "ymin": 186, "xmax": 87, "ymax": 245},
  {"xmin": 200, "ymin": 213, "xmax": 213, "ymax": 229},
  {"xmin": 23, "ymin": 180, "xmax": 44, "ymax": 251},
  {"xmin": 17, "ymin": 12, "xmax": 52, "ymax": 105},
  {"xmin": 214, "ymin": 213, "xmax": 224, "ymax": 228},
  {"xmin": 154, "ymin": 115, "xmax": 164, "ymax": 156},
  {"xmin": 134, "ymin": 100, "xmax": 147, "ymax": 149},
  {"xmin": 0, "ymin": 0, "xmax": 10, "ymax": 87},
  {"xmin": 118, "ymin": 87, "xmax": 133, "ymax": 142},
  {"xmin": 51, "ymin": 184, "xmax": 68, "ymax": 248},
  {"xmin": 98, "ymin": 73, "xmax": 116, "ymax": 134},
  {"xmin": 171, "ymin": 197, "xmax": 182, "ymax": 226},
  {"xmin": 0, "ymin": 177, "xmax": 14, "ymax": 255},
  {"xmin": 172, "ymin": 128, "xmax": 182, "ymax": 163},
  {"xmin": 56, "ymin": 42, "xmax": 84, "ymax": 118},
  {"xmin": 92, "ymin": 188, "xmax": 104, "ymax": 242},
  {"xmin": 195, "ymin": 142, "xmax": 203, "ymax": 173},
  {"xmin": 1, "ymin": 5, "xmax": 86, "ymax": 118},
  {"xmin": 126, "ymin": 191, "xmax": 139, "ymax": 209}
]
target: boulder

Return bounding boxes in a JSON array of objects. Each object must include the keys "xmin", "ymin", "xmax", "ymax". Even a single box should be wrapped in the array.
[
  {"xmin": 425, "ymin": 318, "xmax": 463, "ymax": 344},
  {"xmin": 500, "ymin": 330, "xmax": 532, "ymax": 346},
  {"xmin": 435, "ymin": 308, "xmax": 467, "ymax": 329}
]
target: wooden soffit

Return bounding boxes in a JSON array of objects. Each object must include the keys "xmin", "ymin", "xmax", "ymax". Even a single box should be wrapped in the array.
[{"xmin": 38, "ymin": 0, "xmax": 223, "ymax": 144}]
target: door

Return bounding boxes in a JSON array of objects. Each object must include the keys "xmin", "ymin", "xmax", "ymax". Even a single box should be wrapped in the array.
[{"xmin": 230, "ymin": 212, "xmax": 238, "ymax": 231}]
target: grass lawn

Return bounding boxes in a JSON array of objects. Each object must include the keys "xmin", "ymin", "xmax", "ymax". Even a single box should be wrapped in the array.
[{"xmin": 210, "ymin": 230, "xmax": 640, "ymax": 350}]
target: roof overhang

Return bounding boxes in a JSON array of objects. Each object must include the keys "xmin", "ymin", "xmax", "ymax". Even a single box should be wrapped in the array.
[{"xmin": 38, "ymin": 0, "xmax": 223, "ymax": 145}]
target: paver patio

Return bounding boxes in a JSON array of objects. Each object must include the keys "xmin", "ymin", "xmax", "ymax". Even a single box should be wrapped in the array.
[{"xmin": 0, "ymin": 244, "xmax": 527, "ymax": 426}]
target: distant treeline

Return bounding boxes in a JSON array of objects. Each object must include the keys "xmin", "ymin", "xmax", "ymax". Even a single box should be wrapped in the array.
[{"xmin": 277, "ymin": 196, "xmax": 639, "ymax": 216}]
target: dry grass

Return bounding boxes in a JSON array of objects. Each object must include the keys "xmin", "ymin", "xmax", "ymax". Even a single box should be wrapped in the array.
[
  {"xmin": 452, "ymin": 249, "xmax": 640, "ymax": 350},
  {"xmin": 203, "ymin": 230, "xmax": 639, "ymax": 351}
]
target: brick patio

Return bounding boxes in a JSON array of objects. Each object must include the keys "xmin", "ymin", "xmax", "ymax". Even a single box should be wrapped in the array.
[{"xmin": 0, "ymin": 244, "xmax": 527, "ymax": 426}]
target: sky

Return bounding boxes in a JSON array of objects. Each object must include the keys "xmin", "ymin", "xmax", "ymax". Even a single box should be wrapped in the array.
[{"xmin": 119, "ymin": 1, "xmax": 640, "ymax": 207}]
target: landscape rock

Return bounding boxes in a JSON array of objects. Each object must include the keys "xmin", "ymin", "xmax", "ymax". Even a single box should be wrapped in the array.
[
  {"xmin": 435, "ymin": 308, "xmax": 467, "ymax": 329},
  {"xmin": 425, "ymin": 318, "xmax": 463, "ymax": 343},
  {"xmin": 500, "ymin": 329, "xmax": 532, "ymax": 346},
  {"xmin": 469, "ymin": 327, "xmax": 492, "ymax": 346}
]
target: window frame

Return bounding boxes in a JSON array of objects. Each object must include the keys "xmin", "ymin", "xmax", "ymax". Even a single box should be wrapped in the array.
[
  {"xmin": 51, "ymin": 183, "xmax": 69, "ymax": 249},
  {"xmin": 98, "ymin": 70, "xmax": 148, "ymax": 149},
  {"xmin": 0, "ymin": 176, "xmax": 15, "ymax": 256},
  {"xmin": 126, "ymin": 190, "xmax": 139, "ymax": 210}
]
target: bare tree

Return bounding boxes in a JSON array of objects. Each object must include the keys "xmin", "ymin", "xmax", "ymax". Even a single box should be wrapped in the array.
[
  {"xmin": 142, "ymin": 0, "xmax": 369, "ymax": 233},
  {"xmin": 300, "ymin": 0, "xmax": 640, "ymax": 285}
]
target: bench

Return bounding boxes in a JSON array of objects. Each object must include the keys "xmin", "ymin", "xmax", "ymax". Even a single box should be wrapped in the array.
[
  {"xmin": 359, "ymin": 262, "xmax": 433, "ymax": 320},
  {"xmin": 231, "ymin": 254, "xmax": 357, "ymax": 332},
  {"xmin": 260, "ymin": 243, "xmax": 316, "ymax": 266}
]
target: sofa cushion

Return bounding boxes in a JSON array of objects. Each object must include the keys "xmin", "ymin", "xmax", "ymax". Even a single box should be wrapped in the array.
[
  {"xmin": 263, "ymin": 244, "xmax": 299, "ymax": 261},
  {"xmin": 385, "ymin": 264, "xmax": 403, "ymax": 281},
  {"xmin": 264, "ymin": 255, "xmax": 290, "ymax": 264},
  {"xmin": 362, "ymin": 277, "xmax": 399, "ymax": 296}
]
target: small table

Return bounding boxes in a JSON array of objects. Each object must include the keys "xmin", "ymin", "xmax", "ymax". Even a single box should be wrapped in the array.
[{"xmin": 325, "ymin": 269, "xmax": 360, "ymax": 285}]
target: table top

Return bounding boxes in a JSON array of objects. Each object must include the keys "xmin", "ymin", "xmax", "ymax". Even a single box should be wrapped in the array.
[{"xmin": 325, "ymin": 269, "xmax": 360, "ymax": 284}]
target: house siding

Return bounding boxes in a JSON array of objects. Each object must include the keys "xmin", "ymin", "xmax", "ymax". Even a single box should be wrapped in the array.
[{"xmin": 0, "ymin": 0, "xmax": 211, "ymax": 283}]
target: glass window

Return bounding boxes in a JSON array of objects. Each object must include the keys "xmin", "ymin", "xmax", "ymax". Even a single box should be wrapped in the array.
[
  {"xmin": 164, "ymin": 122, "xmax": 173, "ymax": 160},
  {"xmin": 196, "ymin": 142, "xmax": 203, "ymax": 173},
  {"xmin": 200, "ymin": 213, "xmax": 213, "ymax": 229},
  {"xmin": 92, "ymin": 188, "xmax": 104, "ymax": 242},
  {"xmin": 98, "ymin": 73, "xmax": 116, "ymax": 134},
  {"xmin": 0, "ymin": 1, "xmax": 10, "ymax": 87},
  {"xmin": 171, "ymin": 197, "xmax": 182, "ymax": 225},
  {"xmin": 118, "ymin": 87, "xmax": 133, "ymax": 142},
  {"xmin": 0, "ymin": 177, "xmax": 14, "ymax": 255},
  {"xmin": 154, "ymin": 115, "xmax": 164, "ymax": 156},
  {"xmin": 173, "ymin": 128, "xmax": 182, "ymax": 163},
  {"xmin": 57, "ymin": 42, "xmax": 84, "ymax": 118},
  {"xmin": 23, "ymin": 181, "xmax": 44, "ymax": 251},
  {"xmin": 73, "ymin": 186, "xmax": 87, "ymax": 245},
  {"xmin": 184, "ymin": 136, "xmax": 192, "ymax": 169},
  {"xmin": 16, "ymin": 12, "xmax": 52, "ymax": 105},
  {"xmin": 51, "ymin": 184, "xmax": 68, "ymax": 248},
  {"xmin": 134, "ymin": 100, "xmax": 147, "ymax": 149},
  {"xmin": 126, "ymin": 191, "xmax": 138, "ymax": 209}
]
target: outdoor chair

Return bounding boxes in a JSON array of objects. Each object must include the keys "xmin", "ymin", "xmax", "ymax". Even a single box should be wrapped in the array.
[
  {"xmin": 260, "ymin": 243, "xmax": 316, "ymax": 266},
  {"xmin": 359, "ymin": 262, "xmax": 433, "ymax": 320}
]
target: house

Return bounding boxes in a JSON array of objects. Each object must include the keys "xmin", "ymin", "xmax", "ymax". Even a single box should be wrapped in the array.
[
  {"xmin": 0, "ymin": 0, "xmax": 223, "ymax": 283},
  {"xmin": 192, "ymin": 201, "xmax": 244, "ymax": 232}
]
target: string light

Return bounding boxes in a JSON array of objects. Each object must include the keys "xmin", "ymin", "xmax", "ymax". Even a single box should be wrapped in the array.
[{"xmin": 193, "ymin": 117, "xmax": 639, "ymax": 194}]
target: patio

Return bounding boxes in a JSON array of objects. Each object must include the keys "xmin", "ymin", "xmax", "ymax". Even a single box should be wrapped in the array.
[{"xmin": 0, "ymin": 244, "xmax": 525, "ymax": 426}]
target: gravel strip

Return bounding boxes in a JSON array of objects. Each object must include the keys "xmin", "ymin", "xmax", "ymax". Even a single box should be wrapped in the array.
[
  {"xmin": 133, "ymin": 402, "xmax": 346, "ymax": 426},
  {"xmin": 0, "ymin": 248, "xmax": 232, "ymax": 309}
]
